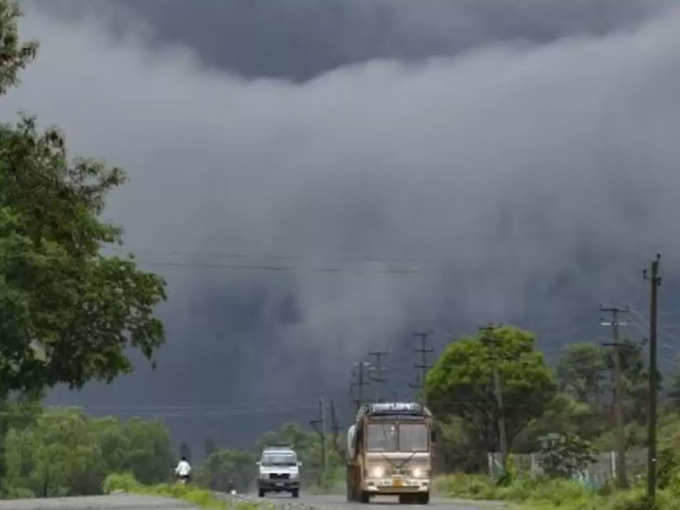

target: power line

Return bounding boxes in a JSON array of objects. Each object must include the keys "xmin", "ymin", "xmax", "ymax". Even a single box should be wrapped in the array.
[
  {"xmin": 368, "ymin": 351, "xmax": 390, "ymax": 402},
  {"xmin": 350, "ymin": 361, "xmax": 372, "ymax": 411}
]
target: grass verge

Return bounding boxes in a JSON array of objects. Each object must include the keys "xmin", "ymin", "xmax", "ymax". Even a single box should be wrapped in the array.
[
  {"xmin": 433, "ymin": 474, "xmax": 680, "ymax": 510},
  {"xmin": 103, "ymin": 473, "xmax": 266, "ymax": 510}
]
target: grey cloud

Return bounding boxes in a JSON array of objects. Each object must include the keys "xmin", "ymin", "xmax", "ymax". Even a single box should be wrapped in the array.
[
  {"xmin": 25, "ymin": 0, "xmax": 677, "ymax": 80},
  {"xmin": 4, "ymin": 3, "xmax": 680, "ymax": 450}
]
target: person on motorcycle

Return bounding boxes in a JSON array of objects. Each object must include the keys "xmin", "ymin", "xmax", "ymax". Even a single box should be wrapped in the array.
[{"xmin": 175, "ymin": 456, "xmax": 191, "ymax": 483}]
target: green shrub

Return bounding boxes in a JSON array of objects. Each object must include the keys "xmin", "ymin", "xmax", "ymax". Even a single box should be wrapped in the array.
[
  {"xmin": 433, "ymin": 473, "xmax": 497, "ymax": 499},
  {"xmin": 539, "ymin": 433, "xmax": 595, "ymax": 479},
  {"xmin": 101, "ymin": 476, "xmax": 268, "ymax": 510},
  {"xmin": 102, "ymin": 472, "xmax": 140, "ymax": 494},
  {"xmin": 2, "ymin": 486, "xmax": 36, "ymax": 499}
]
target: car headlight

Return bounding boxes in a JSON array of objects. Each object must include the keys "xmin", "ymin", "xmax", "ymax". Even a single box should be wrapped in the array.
[
  {"xmin": 412, "ymin": 467, "xmax": 427, "ymax": 478},
  {"xmin": 290, "ymin": 472, "xmax": 299, "ymax": 480},
  {"xmin": 370, "ymin": 465, "xmax": 386, "ymax": 478}
]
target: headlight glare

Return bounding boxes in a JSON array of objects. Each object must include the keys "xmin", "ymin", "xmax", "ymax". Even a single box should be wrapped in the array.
[
  {"xmin": 412, "ymin": 467, "xmax": 426, "ymax": 478},
  {"xmin": 370, "ymin": 465, "xmax": 385, "ymax": 478}
]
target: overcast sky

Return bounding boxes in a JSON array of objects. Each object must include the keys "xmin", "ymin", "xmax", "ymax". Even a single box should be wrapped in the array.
[{"xmin": 4, "ymin": 0, "xmax": 680, "ymax": 453}]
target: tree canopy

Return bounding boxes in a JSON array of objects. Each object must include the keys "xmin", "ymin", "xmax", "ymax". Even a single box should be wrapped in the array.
[
  {"xmin": 0, "ymin": 1, "xmax": 166, "ymax": 394},
  {"xmin": 2, "ymin": 407, "xmax": 174, "ymax": 497},
  {"xmin": 425, "ymin": 325, "xmax": 556, "ymax": 457}
]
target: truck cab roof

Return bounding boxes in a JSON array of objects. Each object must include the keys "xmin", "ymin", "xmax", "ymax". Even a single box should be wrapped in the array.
[{"xmin": 356, "ymin": 402, "xmax": 431, "ymax": 421}]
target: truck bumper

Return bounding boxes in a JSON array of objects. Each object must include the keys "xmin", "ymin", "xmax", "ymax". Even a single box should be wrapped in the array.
[
  {"xmin": 363, "ymin": 478, "xmax": 429, "ymax": 494},
  {"xmin": 258, "ymin": 480, "xmax": 300, "ymax": 491}
]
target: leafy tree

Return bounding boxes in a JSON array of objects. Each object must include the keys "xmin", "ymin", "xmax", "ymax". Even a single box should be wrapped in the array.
[
  {"xmin": 515, "ymin": 393, "xmax": 602, "ymax": 451},
  {"xmin": 2, "ymin": 408, "xmax": 174, "ymax": 496},
  {"xmin": 556, "ymin": 343, "xmax": 608, "ymax": 405},
  {"xmin": 609, "ymin": 340, "xmax": 650, "ymax": 424},
  {"xmin": 557, "ymin": 340, "xmax": 649, "ymax": 425},
  {"xmin": 425, "ymin": 326, "xmax": 556, "ymax": 459},
  {"xmin": 669, "ymin": 356, "xmax": 680, "ymax": 409},
  {"xmin": 123, "ymin": 418, "xmax": 174, "ymax": 485},
  {"xmin": 0, "ymin": 1, "xmax": 166, "ymax": 395},
  {"xmin": 195, "ymin": 449, "xmax": 256, "ymax": 492},
  {"xmin": 0, "ymin": 391, "xmax": 42, "ymax": 493},
  {"xmin": 431, "ymin": 416, "xmax": 483, "ymax": 473},
  {"xmin": 4, "ymin": 408, "xmax": 106, "ymax": 497},
  {"xmin": 0, "ymin": 0, "xmax": 37, "ymax": 94},
  {"xmin": 255, "ymin": 422, "xmax": 316, "ymax": 454}
]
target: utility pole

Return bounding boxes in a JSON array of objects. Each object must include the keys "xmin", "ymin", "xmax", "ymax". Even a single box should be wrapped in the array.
[
  {"xmin": 480, "ymin": 324, "xmax": 508, "ymax": 471},
  {"xmin": 600, "ymin": 305, "xmax": 630, "ymax": 488},
  {"xmin": 368, "ymin": 351, "xmax": 389, "ymax": 402},
  {"xmin": 330, "ymin": 400, "xmax": 347, "ymax": 465},
  {"xmin": 309, "ymin": 398, "xmax": 327, "ymax": 483},
  {"xmin": 351, "ymin": 361, "xmax": 372, "ymax": 411},
  {"xmin": 644, "ymin": 254, "xmax": 661, "ymax": 506},
  {"xmin": 410, "ymin": 331, "xmax": 433, "ymax": 405}
]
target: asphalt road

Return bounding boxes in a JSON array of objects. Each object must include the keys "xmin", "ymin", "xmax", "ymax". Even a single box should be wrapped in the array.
[
  {"xmin": 260, "ymin": 493, "xmax": 495, "ymax": 510},
  {"xmin": 0, "ymin": 492, "xmax": 500, "ymax": 510},
  {"xmin": 0, "ymin": 494, "xmax": 197, "ymax": 510}
]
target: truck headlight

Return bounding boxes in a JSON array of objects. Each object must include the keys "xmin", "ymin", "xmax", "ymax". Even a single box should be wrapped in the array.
[
  {"xmin": 370, "ymin": 465, "xmax": 386, "ymax": 478},
  {"xmin": 412, "ymin": 467, "xmax": 427, "ymax": 478}
]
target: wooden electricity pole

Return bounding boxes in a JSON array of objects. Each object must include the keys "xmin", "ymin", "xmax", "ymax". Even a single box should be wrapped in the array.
[
  {"xmin": 601, "ymin": 305, "xmax": 630, "ymax": 488},
  {"xmin": 644, "ymin": 254, "xmax": 661, "ymax": 506}
]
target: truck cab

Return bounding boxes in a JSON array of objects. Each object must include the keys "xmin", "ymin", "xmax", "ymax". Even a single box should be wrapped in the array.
[
  {"xmin": 347, "ymin": 402, "xmax": 433, "ymax": 504},
  {"xmin": 257, "ymin": 447, "xmax": 301, "ymax": 498}
]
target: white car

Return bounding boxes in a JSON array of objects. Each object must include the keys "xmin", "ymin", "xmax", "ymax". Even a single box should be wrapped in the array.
[{"xmin": 257, "ymin": 447, "xmax": 302, "ymax": 498}]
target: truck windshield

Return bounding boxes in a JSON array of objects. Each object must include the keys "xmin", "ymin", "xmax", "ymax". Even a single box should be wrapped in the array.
[
  {"xmin": 262, "ymin": 452, "xmax": 297, "ymax": 465},
  {"xmin": 399, "ymin": 424, "xmax": 429, "ymax": 452},
  {"xmin": 367, "ymin": 423, "xmax": 398, "ymax": 451}
]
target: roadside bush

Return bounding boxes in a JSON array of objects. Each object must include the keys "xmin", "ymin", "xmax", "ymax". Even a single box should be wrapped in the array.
[
  {"xmin": 539, "ymin": 433, "xmax": 595, "ymax": 479},
  {"xmin": 102, "ymin": 472, "xmax": 140, "ymax": 494},
  {"xmin": 102, "ymin": 475, "xmax": 266, "ymax": 510},
  {"xmin": 433, "ymin": 473, "xmax": 497, "ymax": 499},
  {"xmin": 1, "ymin": 486, "xmax": 36, "ymax": 499}
]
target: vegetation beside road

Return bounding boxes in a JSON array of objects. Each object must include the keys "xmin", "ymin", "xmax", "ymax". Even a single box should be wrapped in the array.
[
  {"xmin": 103, "ymin": 472, "xmax": 262, "ymax": 510},
  {"xmin": 433, "ymin": 473, "xmax": 680, "ymax": 510},
  {"xmin": 0, "ymin": 405, "xmax": 174, "ymax": 498}
]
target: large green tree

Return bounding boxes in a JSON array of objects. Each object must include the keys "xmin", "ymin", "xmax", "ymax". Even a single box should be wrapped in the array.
[
  {"xmin": 556, "ymin": 343, "xmax": 608, "ymax": 405},
  {"xmin": 2, "ymin": 408, "xmax": 174, "ymax": 497},
  {"xmin": 0, "ymin": 0, "xmax": 36, "ymax": 94},
  {"xmin": 425, "ymin": 326, "xmax": 556, "ymax": 462},
  {"xmin": 556, "ymin": 340, "xmax": 649, "ymax": 425},
  {"xmin": 0, "ymin": 1, "xmax": 166, "ymax": 394}
]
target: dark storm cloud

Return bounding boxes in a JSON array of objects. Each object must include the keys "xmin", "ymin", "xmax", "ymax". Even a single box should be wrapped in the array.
[
  {"xmin": 27, "ymin": 0, "xmax": 676, "ymax": 80},
  {"xmin": 4, "ymin": 2, "xmax": 680, "ymax": 449}
]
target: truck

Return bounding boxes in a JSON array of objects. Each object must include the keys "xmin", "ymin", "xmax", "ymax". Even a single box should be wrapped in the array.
[
  {"xmin": 257, "ymin": 446, "xmax": 301, "ymax": 498},
  {"xmin": 346, "ymin": 402, "xmax": 433, "ymax": 504}
]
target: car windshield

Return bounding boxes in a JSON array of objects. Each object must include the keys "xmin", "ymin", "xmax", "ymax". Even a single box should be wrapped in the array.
[
  {"xmin": 262, "ymin": 452, "xmax": 297, "ymax": 465},
  {"xmin": 399, "ymin": 424, "xmax": 429, "ymax": 452},
  {"xmin": 367, "ymin": 423, "xmax": 398, "ymax": 451}
]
